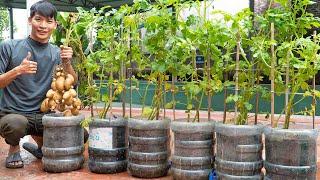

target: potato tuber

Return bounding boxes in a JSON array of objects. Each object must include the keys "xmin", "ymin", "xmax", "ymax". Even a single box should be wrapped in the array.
[
  {"xmin": 56, "ymin": 76, "xmax": 65, "ymax": 92},
  {"xmin": 40, "ymin": 98, "xmax": 49, "ymax": 113},
  {"xmin": 40, "ymin": 66, "xmax": 82, "ymax": 117}
]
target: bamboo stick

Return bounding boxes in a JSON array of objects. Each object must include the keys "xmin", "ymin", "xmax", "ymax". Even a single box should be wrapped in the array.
[
  {"xmin": 163, "ymin": 79, "xmax": 166, "ymax": 119},
  {"xmin": 223, "ymin": 60, "xmax": 228, "ymax": 123},
  {"xmin": 254, "ymin": 70, "xmax": 259, "ymax": 125},
  {"xmin": 129, "ymin": 29, "xmax": 133, "ymax": 118},
  {"xmin": 285, "ymin": 50, "xmax": 290, "ymax": 123},
  {"xmin": 109, "ymin": 72, "xmax": 113, "ymax": 113},
  {"xmin": 313, "ymin": 31, "xmax": 317, "ymax": 129},
  {"xmin": 235, "ymin": 34, "xmax": 240, "ymax": 121},
  {"xmin": 207, "ymin": 52, "xmax": 211, "ymax": 121},
  {"xmin": 121, "ymin": 60, "xmax": 126, "ymax": 117},
  {"xmin": 270, "ymin": 23, "xmax": 275, "ymax": 128},
  {"xmin": 172, "ymin": 76, "xmax": 176, "ymax": 121}
]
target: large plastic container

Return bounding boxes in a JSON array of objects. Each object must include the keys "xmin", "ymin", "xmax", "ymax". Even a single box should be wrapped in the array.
[
  {"xmin": 264, "ymin": 127, "xmax": 318, "ymax": 180},
  {"xmin": 127, "ymin": 118, "xmax": 170, "ymax": 178},
  {"xmin": 88, "ymin": 116, "xmax": 127, "ymax": 173},
  {"xmin": 215, "ymin": 123, "xmax": 264, "ymax": 179},
  {"xmin": 42, "ymin": 113, "xmax": 85, "ymax": 173},
  {"xmin": 171, "ymin": 119, "xmax": 215, "ymax": 180}
]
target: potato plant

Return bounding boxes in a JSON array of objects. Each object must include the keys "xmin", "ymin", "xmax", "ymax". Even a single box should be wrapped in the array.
[
  {"xmin": 253, "ymin": 0, "xmax": 320, "ymax": 128},
  {"xmin": 40, "ymin": 66, "xmax": 82, "ymax": 116}
]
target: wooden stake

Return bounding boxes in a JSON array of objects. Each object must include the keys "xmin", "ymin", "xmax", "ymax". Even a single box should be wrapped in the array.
[
  {"xmin": 207, "ymin": 51, "xmax": 211, "ymax": 121},
  {"xmin": 121, "ymin": 60, "xmax": 126, "ymax": 117},
  {"xmin": 270, "ymin": 23, "xmax": 275, "ymax": 128},
  {"xmin": 313, "ymin": 31, "xmax": 317, "ymax": 129},
  {"xmin": 254, "ymin": 70, "xmax": 259, "ymax": 125},
  {"xmin": 109, "ymin": 72, "xmax": 113, "ymax": 112},
  {"xmin": 172, "ymin": 76, "xmax": 176, "ymax": 121},
  {"xmin": 163, "ymin": 80, "xmax": 166, "ymax": 119},
  {"xmin": 235, "ymin": 34, "xmax": 240, "ymax": 121},
  {"xmin": 285, "ymin": 50, "xmax": 290, "ymax": 123},
  {"xmin": 223, "ymin": 61, "xmax": 228, "ymax": 123},
  {"xmin": 129, "ymin": 28, "xmax": 133, "ymax": 118}
]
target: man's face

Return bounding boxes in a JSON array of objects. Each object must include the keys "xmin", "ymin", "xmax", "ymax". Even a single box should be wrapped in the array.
[{"xmin": 28, "ymin": 13, "xmax": 57, "ymax": 43}]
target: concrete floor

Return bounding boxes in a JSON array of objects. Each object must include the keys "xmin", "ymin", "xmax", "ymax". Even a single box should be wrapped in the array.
[{"xmin": 0, "ymin": 108, "xmax": 319, "ymax": 179}]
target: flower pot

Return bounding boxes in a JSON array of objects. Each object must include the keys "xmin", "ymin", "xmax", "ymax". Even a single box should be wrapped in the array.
[
  {"xmin": 127, "ymin": 118, "xmax": 170, "ymax": 178},
  {"xmin": 171, "ymin": 119, "xmax": 215, "ymax": 180},
  {"xmin": 264, "ymin": 127, "xmax": 318, "ymax": 180},
  {"xmin": 215, "ymin": 123, "xmax": 264, "ymax": 179},
  {"xmin": 88, "ymin": 116, "xmax": 127, "ymax": 174},
  {"xmin": 42, "ymin": 113, "xmax": 85, "ymax": 173}
]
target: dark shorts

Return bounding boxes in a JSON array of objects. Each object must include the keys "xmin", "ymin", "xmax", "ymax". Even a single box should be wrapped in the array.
[
  {"xmin": 0, "ymin": 110, "xmax": 45, "ymax": 137},
  {"xmin": 0, "ymin": 110, "xmax": 88, "ymax": 146}
]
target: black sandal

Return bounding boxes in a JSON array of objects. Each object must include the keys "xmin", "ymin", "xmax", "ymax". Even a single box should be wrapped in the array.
[
  {"xmin": 22, "ymin": 142, "xmax": 43, "ymax": 159},
  {"xmin": 5, "ymin": 152, "xmax": 24, "ymax": 169}
]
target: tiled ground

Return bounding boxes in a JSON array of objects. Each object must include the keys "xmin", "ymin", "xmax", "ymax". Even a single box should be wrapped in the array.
[{"xmin": 0, "ymin": 107, "xmax": 319, "ymax": 179}]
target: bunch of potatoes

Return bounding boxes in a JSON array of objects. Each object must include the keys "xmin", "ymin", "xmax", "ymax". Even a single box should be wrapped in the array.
[{"xmin": 40, "ymin": 66, "xmax": 82, "ymax": 116}]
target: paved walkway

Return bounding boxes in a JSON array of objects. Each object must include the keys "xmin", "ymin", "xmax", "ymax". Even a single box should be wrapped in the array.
[{"xmin": 0, "ymin": 108, "xmax": 319, "ymax": 179}]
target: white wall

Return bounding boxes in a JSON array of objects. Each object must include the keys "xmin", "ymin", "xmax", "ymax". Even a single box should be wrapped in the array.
[{"xmin": 8, "ymin": 0, "xmax": 249, "ymax": 40}]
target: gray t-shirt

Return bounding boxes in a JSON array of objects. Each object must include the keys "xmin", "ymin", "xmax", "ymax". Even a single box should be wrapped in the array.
[{"xmin": 0, "ymin": 37, "xmax": 61, "ymax": 113}]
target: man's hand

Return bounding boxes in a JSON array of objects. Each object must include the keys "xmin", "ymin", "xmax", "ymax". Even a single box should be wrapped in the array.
[
  {"xmin": 15, "ymin": 52, "xmax": 37, "ymax": 75},
  {"xmin": 60, "ymin": 45, "xmax": 73, "ymax": 65}
]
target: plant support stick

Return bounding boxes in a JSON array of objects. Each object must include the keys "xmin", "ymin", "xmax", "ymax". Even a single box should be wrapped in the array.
[
  {"xmin": 223, "ymin": 60, "xmax": 228, "ymax": 123},
  {"xmin": 270, "ymin": 23, "xmax": 275, "ymax": 128},
  {"xmin": 313, "ymin": 31, "xmax": 317, "ymax": 129},
  {"xmin": 235, "ymin": 34, "xmax": 240, "ymax": 121},
  {"xmin": 207, "ymin": 51, "xmax": 211, "ymax": 121},
  {"xmin": 172, "ymin": 76, "xmax": 176, "ymax": 121},
  {"xmin": 285, "ymin": 50, "xmax": 290, "ymax": 123}
]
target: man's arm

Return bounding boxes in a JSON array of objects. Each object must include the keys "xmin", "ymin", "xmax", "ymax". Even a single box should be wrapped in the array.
[
  {"xmin": 60, "ymin": 46, "xmax": 78, "ymax": 85},
  {"xmin": 0, "ymin": 52, "xmax": 37, "ymax": 89}
]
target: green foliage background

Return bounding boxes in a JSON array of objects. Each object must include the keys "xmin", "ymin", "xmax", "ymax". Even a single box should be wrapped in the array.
[{"xmin": 0, "ymin": 7, "xmax": 9, "ymax": 41}]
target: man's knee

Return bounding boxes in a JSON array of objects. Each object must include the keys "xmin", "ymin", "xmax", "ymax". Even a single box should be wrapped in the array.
[{"xmin": 0, "ymin": 114, "xmax": 28, "ymax": 145}]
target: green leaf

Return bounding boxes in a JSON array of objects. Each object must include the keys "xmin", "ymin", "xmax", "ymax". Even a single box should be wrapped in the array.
[
  {"xmin": 142, "ymin": 107, "xmax": 153, "ymax": 118},
  {"xmin": 244, "ymin": 102, "xmax": 253, "ymax": 111},
  {"xmin": 186, "ymin": 104, "xmax": 193, "ymax": 110},
  {"xmin": 303, "ymin": 91, "xmax": 312, "ymax": 97},
  {"xmin": 300, "ymin": 82, "xmax": 309, "ymax": 90},
  {"xmin": 165, "ymin": 101, "xmax": 174, "ymax": 109},
  {"xmin": 314, "ymin": 90, "xmax": 320, "ymax": 98}
]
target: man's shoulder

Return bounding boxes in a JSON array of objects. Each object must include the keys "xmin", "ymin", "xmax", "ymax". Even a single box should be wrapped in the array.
[{"xmin": 0, "ymin": 38, "xmax": 26, "ymax": 48}]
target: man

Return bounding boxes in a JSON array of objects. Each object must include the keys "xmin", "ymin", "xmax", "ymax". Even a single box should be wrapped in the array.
[{"xmin": 0, "ymin": 1, "xmax": 87, "ymax": 168}]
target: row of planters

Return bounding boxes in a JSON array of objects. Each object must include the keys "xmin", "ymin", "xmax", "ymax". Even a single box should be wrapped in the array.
[
  {"xmin": 40, "ymin": 115, "xmax": 316, "ymax": 180},
  {"xmin": 45, "ymin": 0, "xmax": 320, "ymax": 179}
]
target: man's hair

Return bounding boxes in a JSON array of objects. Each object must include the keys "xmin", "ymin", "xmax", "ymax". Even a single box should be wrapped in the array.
[{"xmin": 30, "ymin": 0, "xmax": 57, "ymax": 19}]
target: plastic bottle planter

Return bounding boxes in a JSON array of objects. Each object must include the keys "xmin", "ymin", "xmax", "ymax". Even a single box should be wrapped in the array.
[
  {"xmin": 264, "ymin": 128, "xmax": 318, "ymax": 180},
  {"xmin": 42, "ymin": 113, "xmax": 85, "ymax": 173},
  {"xmin": 127, "ymin": 118, "xmax": 170, "ymax": 178},
  {"xmin": 88, "ymin": 116, "xmax": 127, "ymax": 173},
  {"xmin": 215, "ymin": 123, "xmax": 264, "ymax": 180},
  {"xmin": 171, "ymin": 119, "xmax": 215, "ymax": 180}
]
